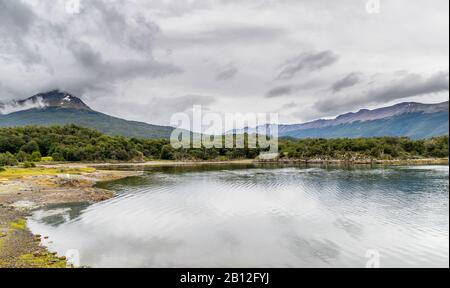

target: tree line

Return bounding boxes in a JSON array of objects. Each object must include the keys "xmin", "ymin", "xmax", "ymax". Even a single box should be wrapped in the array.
[{"xmin": 0, "ymin": 125, "xmax": 448, "ymax": 166}]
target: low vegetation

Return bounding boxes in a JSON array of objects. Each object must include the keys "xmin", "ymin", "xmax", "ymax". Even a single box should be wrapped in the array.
[
  {"xmin": 0, "ymin": 125, "xmax": 448, "ymax": 166},
  {"xmin": 0, "ymin": 167, "xmax": 96, "ymax": 180}
]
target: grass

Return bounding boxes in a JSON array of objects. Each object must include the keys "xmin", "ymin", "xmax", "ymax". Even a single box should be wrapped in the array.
[
  {"xmin": 0, "ymin": 167, "xmax": 96, "ymax": 180},
  {"xmin": 0, "ymin": 217, "xmax": 68, "ymax": 268},
  {"xmin": 9, "ymin": 219, "xmax": 26, "ymax": 230},
  {"xmin": 19, "ymin": 253, "xmax": 67, "ymax": 268},
  {"xmin": 40, "ymin": 157, "xmax": 54, "ymax": 162}
]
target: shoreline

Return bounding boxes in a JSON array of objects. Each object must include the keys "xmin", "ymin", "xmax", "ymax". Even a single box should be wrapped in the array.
[
  {"xmin": 38, "ymin": 157, "xmax": 449, "ymax": 169},
  {"xmin": 0, "ymin": 158, "xmax": 448, "ymax": 268},
  {"xmin": 258, "ymin": 158, "xmax": 449, "ymax": 166},
  {"xmin": 0, "ymin": 167, "xmax": 142, "ymax": 268}
]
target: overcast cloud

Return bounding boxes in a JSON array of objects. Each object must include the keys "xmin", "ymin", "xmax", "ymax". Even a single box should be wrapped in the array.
[{"xmin": 0, "ymin": 0, "xmax": 448, "ymax": 125}]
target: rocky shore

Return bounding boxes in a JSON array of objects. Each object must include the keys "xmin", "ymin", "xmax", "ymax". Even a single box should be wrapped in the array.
[{"xmin": 0, "ymin": 167, "xmax": 142, "ymax": 268}]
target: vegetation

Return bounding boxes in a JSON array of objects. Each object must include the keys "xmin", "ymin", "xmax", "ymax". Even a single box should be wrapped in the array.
[
  {"xmin": 0, "ymin": 167, "xmax": 96, "ymax": 179},
  {"xmin": 279, "ymin": 136, "xmax": 449, "ymax": 160},
  {"xmin": 0, "ymin": 125, "xmax": 448, "ymax": 165}
]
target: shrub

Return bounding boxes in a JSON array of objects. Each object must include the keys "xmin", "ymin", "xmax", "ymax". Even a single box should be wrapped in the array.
[
  {"xmin": 16, "ymin": 151, "xmax": 31, "ymax": 162},
  {"xmin": 31, "ymin": 151, "xmax": 42, "ymax": 162},
  {"xmin": 160, "ymin": 145, "xmax": 175, "ymax": 160},
  {"xmin": 20, "ymin": 140, "xmax": 40, "ymax": 154},
  {"xmin": 0, "ymin": 152, "xmax": 18, "ymax": 166},
  {"xmin": 22, "ymin": 162, "xmax": 36, "ymax": 168}
]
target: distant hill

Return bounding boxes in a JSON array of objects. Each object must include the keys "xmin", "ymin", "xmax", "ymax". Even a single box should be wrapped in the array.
[
  {"xmin": 234, "ymin": 101, "xmax": 449, "ymax": 140},
  {"xmin": 0, "ymin": 91, "xmax": 175, "ymax": 139}
]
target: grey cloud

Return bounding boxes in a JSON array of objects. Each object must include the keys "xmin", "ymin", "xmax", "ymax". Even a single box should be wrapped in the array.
[
  {"xmin": 266, "ymin": 85, "xmax": 293, "ymax": 98},
  {"xmin": 162, "ymin": 25, "xmax": 285, "ymax": 48},
  {"xmin": 0, "ymin": 0, "xmax": 40, "ymax": 64},
  {"xmin": 315, "ymin": 71, "xmax": 450, "ymax": 113},
  {"xmin": 216, "ymin": 64, "xmax": 238, "ymax": 81},
  {"xmin": 277, "ymin": 50, "xmax": 339, "ymax": 80},
  {"xmin": 158, "ymin": 94, "xmax": 217, "ymax": 112},
  {"xmin": 331, "ymin": 72, "xmax": 362, "ymax": 93},
  {"xmin": 99, "ymin": 94, "xmax": 217, "ymax": 125},
  {"xmin": 68, "ymin": 40, "xmax": 182, "ymax": 90},
  {"xmin": 88, "ymin": 0, "xmax": 160, "ymax": 55},
  {"xmin": 265, "ymin": 78, "xmax": 327, "ymax": 99}
]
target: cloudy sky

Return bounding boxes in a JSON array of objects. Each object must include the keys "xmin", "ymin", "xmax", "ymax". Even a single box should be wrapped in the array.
[{"xmin": 0, "ymin": 0, "xmax": 448, "ymax": 126}]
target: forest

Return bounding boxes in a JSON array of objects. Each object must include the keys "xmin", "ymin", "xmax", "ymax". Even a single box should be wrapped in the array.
[{"xmin": 0, "ymin": 125, "xmax": 448, "ymax": 166}]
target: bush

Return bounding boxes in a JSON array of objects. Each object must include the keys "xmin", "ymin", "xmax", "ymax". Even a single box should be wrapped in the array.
[
  {"xmin": 22, "ymin": 162, "xmax": 36, "ymax": 168},
  {"xmin": 31, "ymin": 151, "xmax": 42, "ymax": 162},
  {"xmin": 16, "ymin": 151, "xmax": 31, "ymax": 162},
  {"xmin": 20, "ymin": 140, "xmax": 40, "ymax": 154},
  {"xmin": 160, "ymin": 145, "xmax": 175, "ymax": 160},
  {"xmin": 0, "ymin": 167, "xmax": 6, "ymax": 172},
  {"xmin": 0, "ymin": 152, "xmax": 18, "ymax": 166}
]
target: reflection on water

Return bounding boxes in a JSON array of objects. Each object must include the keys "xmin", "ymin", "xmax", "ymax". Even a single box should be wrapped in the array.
[{"xmin": 28, "ymin": 165, "xmax": 449, "ymax": 268}]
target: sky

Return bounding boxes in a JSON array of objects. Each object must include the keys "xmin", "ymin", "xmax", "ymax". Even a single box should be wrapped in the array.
[{"xmin": 0, "ymin": 0, "xmax": 449, "ymax": 126}]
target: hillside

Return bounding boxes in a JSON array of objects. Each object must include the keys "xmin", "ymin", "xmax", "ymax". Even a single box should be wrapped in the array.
[{"xmin": 0, "ymin": 91, "xmax": 175, "ymax": 139}]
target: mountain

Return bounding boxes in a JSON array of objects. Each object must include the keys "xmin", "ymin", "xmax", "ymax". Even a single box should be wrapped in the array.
[
  {"xmin": 0, "ymin": 90, "xmax": 91, "ymax": 114},
  {"xmin": 0, "ymin": 90, "xmax": 175, "ymax": 139},
  {"xmin": 235, "ymin": 101, "xmax": 449, "ymax": 140}
]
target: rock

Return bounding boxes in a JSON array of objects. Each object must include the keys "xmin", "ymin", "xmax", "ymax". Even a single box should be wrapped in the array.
[{"xmin": 59, "ymin": 256, "xmax": 66, "ymax": 261}]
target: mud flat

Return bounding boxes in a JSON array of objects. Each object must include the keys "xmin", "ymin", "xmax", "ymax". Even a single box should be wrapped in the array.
[{"xmin": 0, "ymin": 166, "xmax": 142, "ymax": 268}]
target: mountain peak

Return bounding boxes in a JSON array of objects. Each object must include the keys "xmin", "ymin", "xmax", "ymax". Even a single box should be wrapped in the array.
[
  {"xmin": 0, "ymin": 90, "xmax": 91, "ymax": 115},
  {"xmin": 25, "ymin": 90, "xmax": 91, "ymax": 111}
]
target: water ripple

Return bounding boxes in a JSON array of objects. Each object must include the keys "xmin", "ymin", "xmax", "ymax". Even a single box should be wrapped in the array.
[{"xmin": 28, "ymin": 165, "xmax": 449, "ymax": 268}]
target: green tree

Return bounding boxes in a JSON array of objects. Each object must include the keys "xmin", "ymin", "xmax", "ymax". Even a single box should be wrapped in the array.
[{"xmin": 20, "ymin": 140, "xmax": 40, "ymax": 154}]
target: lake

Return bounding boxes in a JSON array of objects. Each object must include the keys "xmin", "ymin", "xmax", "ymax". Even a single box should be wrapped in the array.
[{"xmin": 27, "ymin": 164, "xmax": 449, "ymax": 268}]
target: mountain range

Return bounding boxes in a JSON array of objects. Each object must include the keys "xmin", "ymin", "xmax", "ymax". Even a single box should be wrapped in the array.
[
  {"xmin": 0, "ymin": 90, "xmax": 448, "ymax": 139},
  {"xmin": 236, "ymin": 101, "xmax": 449, "ymax": 140}
]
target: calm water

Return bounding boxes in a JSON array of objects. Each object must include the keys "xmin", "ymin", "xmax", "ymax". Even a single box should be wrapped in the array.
[{"xmin": 28, "ymin": 165, "xmax": 449, "ymax": 268}]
